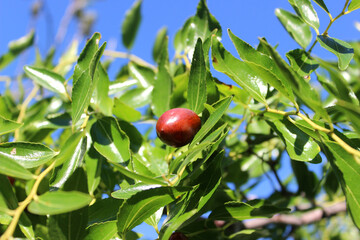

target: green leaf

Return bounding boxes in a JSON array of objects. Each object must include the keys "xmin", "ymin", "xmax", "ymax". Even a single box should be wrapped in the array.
[
  {"xmin": 153, "ymin": 27, "xmax": 168, "ymax": 63},
  {"xmin": 151, "ymin": 37, "xmax": 172, "ymax": 117},
  {"xmin": 294, "ymin": 0, "xmax": 320, "ymax": 30},
  {"xmin": 228, "ymin": 29, "xmax": 296, "ymax": 104},
  {"xmin": 211, "ymin": 36, "xmax": 267, "ymax": 105},
  {"xmin": 265, "ymin": 112, "xmax": 321, "ymax": 162},
  {"xmin": 24, "ymin": 66, "xmax": 68, "ymax": 100},
  {"xmin": 190, "ymin": 96, "xmax": 232, "ymax": 147},
  {"xmin": 348, "ymin": 0, "xmax": 360, "ymax": 12},
  {"xmin": 88, "ymin": 198, "xmax": 124, "ymax": 225},
  {"xmin": 117, "ymin": 187, "xmax": 188, "ymax": 235},
  {"xmin": 50, "ymin": 136, "xmax": 87, "ymax": 188},
  {"xmin": 119, "ymin": 87, "xmax": 153, "ymax": 109},
  {"xmin": 0, "ymin": 156, "xmax": 35, "ymax": 180},
  {"xmin": 128, "ymin": 62, "xmax": 155, "ymax": 88},
  {"xmin": 53, "ymin": 131, "xmax": 85, "ymax": 167},
  {"xmin": 73, "ymin": 32, "xmax": 101, "ymax": 84},
  {"xmin": 0, "ymin": 115, "xmax": 22, "ymax": 135},
  {"xmin": 85, "ymin": 147, "xmax": 103, "ymax": 195},
  {"xmin": 317, "ymin": 35, "xmax": 354, "ymax": 71},
  {"xmin": 291, "ymin": 160, "xmax": 318, "ymax": 198},
  {"xmin": 0, "ymin": 142, "xmax": 56, "ymax": 168},
  {"xmin": 72, "ymin": 42, "xmax": 106, "ymax": 128},
  {"xmin": 91, "ymin": 63, "xmax": 113, "ymax": 116},
  {"xmin": 144, "ymin": 207, "xmax": 163, "ymax": 229},
  {"xmin": 286, "ymin": 49, "xmax": 319, "ymax": 77},
  {"xmin": 113, "ymin": 98, "xmax": 141, "ymax": 122},
  {"xmin": 313, "ymin": 0, "xmax": 330, "ymax": 13},
  {"xmin": 188, "ymin": 38, "xmax": 207, "ymax": 114},
  {"xmin": 324, "ymin": 141, "xmax": 360, "ymax": 229},
  {"xmin": 177, "ymin": 0, "xmax": 222, "ymax": 59},
  {"xmin": 118, "ymin": 120, "xmax": 143, "ymax": 153},
  {"xmin": 336, "ymin": 100, "xmax": 360, "ymax": 134},
  {"xmin": 122, "ymin": 0, "xmax": 142, "ymax": 49},
  {"xmin": 91, "ymin": 117, "xmax": 131, "ymax": 164},
  {"xmin": 209, "ymin": 199, "xmax": 290, "ymax": 221},
  {"xmin": 275, "ymin": 8, "xmax": 312, "ymax": 48},
  {"xmin": 160, "ymin": 210, "xmax": 197, "ymax": 240},
  {"xmin": 84, "ymin": 221, "xmax": 118, "ymax": 240},
  {"xmin": 112, "ymin": 183, "xmax": 162, "ymax": 199},
  {"xmin": 109, "ymin": 79, "xmax": 137, "ymax": 95},
  {"xmin": 0, "ymin": 30, "xmax": 35, "ymax": 70},
  {"xmin": 28, "ymin": 191, "xmax": 92, "ymax": 215}
]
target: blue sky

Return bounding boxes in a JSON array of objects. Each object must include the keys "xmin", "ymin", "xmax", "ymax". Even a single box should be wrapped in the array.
[{"xmin": 0, "ymin": 1, "xmax": 359, "ymax": 239}]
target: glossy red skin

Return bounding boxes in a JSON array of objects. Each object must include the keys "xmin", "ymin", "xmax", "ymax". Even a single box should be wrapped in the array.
[
  {"xmin": 156, "ymin": 108, "xmax": 201, "ymax": 147},
  {"xmin": 169, "ymin": 232, "xmax": 188, "ymax": 240},
  {"xmin": 7, "ymin": 176, "xmax": 15, "ymax": 185}
]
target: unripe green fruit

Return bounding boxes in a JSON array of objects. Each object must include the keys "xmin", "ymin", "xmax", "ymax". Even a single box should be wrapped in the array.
[{"xmin": 156, "ymin": 108, "xmax": 201, "ymax": 147}]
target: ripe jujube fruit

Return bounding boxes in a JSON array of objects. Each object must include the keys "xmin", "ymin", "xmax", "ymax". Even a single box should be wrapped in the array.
[{"xmin": 156, "ymin": 108, "xmax": 201, "ymax": 147}]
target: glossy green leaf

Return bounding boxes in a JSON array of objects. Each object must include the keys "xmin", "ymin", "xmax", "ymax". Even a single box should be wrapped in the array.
[
  {"xmin": 0, "ymin": 142, "xmax": 56, "ymax": 168},
  {"xmin": 190, "ymin": 96, "xmax": 232, "ymax": 147},
  {"xmin": 53, "ymin": 131, "xmax": 84, "ymax": 167},
  {"xmin": 258, "ymin": 39, "xmax": 330, "ymax": 122},
  {"xmin": 50, "ymin": 136, "xmax": 87, "ymax": 188},
  {"xmin": 160, "ymin": 210, "xmax": 197, "ymax": 240},
  {"xmin": 0, "ymin": 115, "xmax": 22, "ymax": 135},
  {"xmin": 24, "ymin": 66, "xmax": 68, "ymax": 100},
  {"xmin": 209, "ymin": 199, "xmax": 290, "ymax": 221},
  {"xmin": 91, "ymin": 63, "xmax": 113, "ymax": 116},
  {"xmin": 122, "ymin": 0, "xmax": 142, "ymax": 49},
  {"xmin": 348, "ymin": 0, "xmax": 360, "ymax": 12},
  {"xmin": 88, "ymin": 198, "xmax": 124, "ymax": 225},
  {"xmin": 228, "ymin": 29, "xmax": 296, "ymax": 104},
  {"xmin": 109, "ymin": 79, "xmax": 137, "ymax": 95},
  {"xmin": 286, "ymin": 49, "xmax": 319, "ymax": 77},
  {"xmin": 336, "ymin": 100, "xmax": 360, "ymax": 134},
  {"xmin": 119, "ymin": 87, "xmax": 153, "ymax": 109},
  {"xmin": 275, "ymin": 8, "xmax": 312, "ymax": 48},
  {"xmin": 313, "ymin": 0, "xmax": 330, "ymax": 13},
  {"xmin": 291, "ymin": 160, "xmax": 318, "ymax": 198},
  {"xmin": 0, "ymin": 156, "xmax": 35, "ymax": 180},
  {"xmin": 28, "ymin": 191, "xmax": 92, "ymax": 215},
  {"xmin": 153, "ymin": 27, "xmax": 168, "ymax": 63},
  {"xmin": 151, "ymin": 44, "xmax": 172, "ymax": 117},
  {"xmin": 113, "ymin": 98, "xmax": 141, "ymax": 122},
  {"xmin": 56, "ymin": 40, "xmax": 79, "ymax": 76},
  {"xmin": 188, "ymin": 38, "xmax": 207, "ymax": 114},
  {"xmin": 91, "ymin": 117, "xmax": 131, "ymax": 164},
  {"xmin": 0, "ymin": 30, "xmax": 35, "ymax": 70},
  {"xmin": 117, "ymin": 186, "xmax": 188, "ymax": 235},
  {"xmin": 265, "ymin": 112, "xmax": 321, "ymax": 162},
  {"xmin": 211, "ymin": 36, "xmax": 267, "ymax": 105},
  {"xmin": 324, "ymin": 141, "xmax": 360, "ymax": 229},
  {"xmin": 176, "ymin": 0, "xmax": 222, "ymax": 59},
  {"xmin": 294, "ymin": 0, "xmax": 320, "ymax": 30},
  {"xmin": 73, "ymin": 32, "xmax": 101, "ymax": 84},
  {"xmin": 128, "ymin": 62, "xmax": 155, "ymax": 88},
  {"xmin": 72, "ymin": 42, "xmax": 106, "ymax": 128},
  {"xmin": 84, "ymin": 221, "xmax": 118, "ymax": 240},
  {"xmin": 85, "ymin": 147, "xmax": 103, "ymax": 195},
  {"xmin": 112, "ymin": 183, "xmax": 162, "ymax": 199},
  {"xmin": 144, "ymin": 207, "xmax": 163, "ymax": 229},
  {"xmin": 118, "ymin": 120, "xmax": 143, "ymax": 153},
  {"xmin": 317, "ymin": 35, "xmax": 354, "ymax": 71}
]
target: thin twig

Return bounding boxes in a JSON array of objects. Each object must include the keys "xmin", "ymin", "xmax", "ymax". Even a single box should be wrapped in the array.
[{"xmin": 103, "ymin": 50, "xmax": 156, "ymax": 70}]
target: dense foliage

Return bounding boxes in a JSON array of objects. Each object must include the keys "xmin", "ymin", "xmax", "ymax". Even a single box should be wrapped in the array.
[{"xmin": 1, "ymin": 0, "xmax": 360, "ymax": 239}]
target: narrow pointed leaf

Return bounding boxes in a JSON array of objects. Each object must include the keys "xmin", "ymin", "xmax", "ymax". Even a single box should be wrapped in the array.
[
  {"xmin": 28, "ymin": 191, "xmax": 92, "ymax": 215},
  {"xmin": 317, "ymin": 35, "xmax": 354, "ymax": 71},
  {"xmin": 0, "ymin": 142, "xmax": 56, "ymax": 168},
  {"xmin": 112, "ymin": 183, "xmax": 162, "ymax": 199},
  {"xmin": 314, "ymin": 0, "xmax": 330, "ymax": 13},
  {"xmin": 113, "ymin": 98, "xmax": 141, "ymax": 122},
  {"xmin": 188, "ymin": 38, "xmax": 207, "ymax": 114},
  {"xmin": 122, "ymin": 0, "xmax": 142, "ymax": 49},
  {"xmin": 294, "ymin": 0, "xmax": 320, "ymax": 30},
  {"xmin": 190, "ymin": 96, "xmax": 232, "ymax": 147},
  {"xmin": 54, "ymin": 132, "xmax": 84, "ymax": 167},
  {"xmin": 128, "ymin": 62, "xmax": 155, "ymax": 88},
  {"xmin": 85, "ymin": 147, "xmax": 103, "ymax": 195},
  {"xmin": 91, "ymin": 64, "xmax": 113, "ymax": 116},
  {"xmin": 211, "ymin": 37, "xmax": 267, "ymax": 104},
  {"xmin": 0, "ymin": 115, "xmax": 22, "ymax": 135},
  {"xmin": 275, "ymin": 8, "xmax": 312, "ymax": 48},
  {"xmin": 0, "ymin": 157, "xmax": 35, "ymax": 180},
  {"xmin": 153, "ymin": 27, "xmax": 168, "ymax": 63},
  {"xmin": 24, "ymin": 66, "xmax": 68, "ymax": 99}
]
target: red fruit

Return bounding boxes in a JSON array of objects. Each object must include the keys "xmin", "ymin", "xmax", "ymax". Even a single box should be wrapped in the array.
[
  {"xmin": 7, "ymin": 176, "xmax": 15, "ymax": 185},
  {"xmin": 156, "ymin": 108, "xmax": 201, "ymax": 147},
  {"xmin": 169, "ymin": 232, "xmax": 188, "ymax": 240}
]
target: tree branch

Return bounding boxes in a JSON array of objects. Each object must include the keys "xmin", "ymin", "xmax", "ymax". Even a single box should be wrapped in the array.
[{"xmin": 243, "ymin": 201, "xmax": 346, "ymax": 229}]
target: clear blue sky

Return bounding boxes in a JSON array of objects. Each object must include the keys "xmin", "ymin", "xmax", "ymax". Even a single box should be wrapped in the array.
[{"xmin": 0, "ymin": 1, "xmax": 359, "ymax": 239}]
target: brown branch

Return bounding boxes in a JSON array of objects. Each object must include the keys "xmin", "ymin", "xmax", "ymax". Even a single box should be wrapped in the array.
[{"xmin": 243, "ymin": 201, "xmax": 346, "ymax": 229}]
